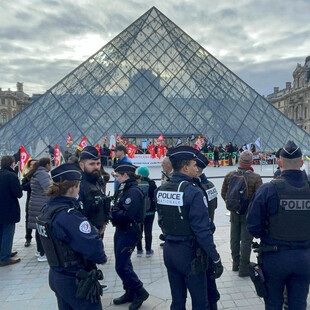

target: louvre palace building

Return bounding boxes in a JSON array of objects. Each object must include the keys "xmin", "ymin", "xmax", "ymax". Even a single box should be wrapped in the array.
[{"xmin": 267, "ymin": 56, "xmax": 310, "ymax": 134}]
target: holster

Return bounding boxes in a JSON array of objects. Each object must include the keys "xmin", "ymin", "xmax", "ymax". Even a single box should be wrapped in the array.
[
  {"xmin": 75, "ymin": 268, "xmax": 104, "ymax": 303},
  {"xmin": 189, "ymin": 248, "xmax": 209, "ymax": 276},
  {"xmin": 249, "ymin": 262, "xmax": 268, "ymax": 298}
]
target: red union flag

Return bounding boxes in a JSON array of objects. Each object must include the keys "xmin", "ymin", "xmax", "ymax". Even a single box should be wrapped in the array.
[
  {"xmin": 111, "ymin": 144, "xmax": 115, "ymax": 159},
  {"xmin": 66, "ymin": 132, "xmax": 73, "ymax": 147},
  {"xmin": 194, "ymin": 136, "xmax": 203, "ymax": 150},
  {"xmin": 127, "ymin": 143, "xmax": 138, "ymax": 159},
  {"xmin": 77, "ymin": 136, "xmax": 87, "ymax": 151},
  {"xmin": 54, "ymin": 144, "xmax": 62, "ymax": 166},
  {"xmin": 157, "ymin": 145, "xmax": 163, "ymax": 159},
  {"xmin": 157, "ymin": 134, "xmax": 164, "ymax": 142},
  {"xmin": 116, "ymin": 134, "xmax": 124, "ymax": 144},
  {"xmin": 95, "ymin": 144, "xmax": 101, "ymax": 156},
  {"xmin": 148, "ymin": 143, "xmax": 155, "ymax": 159},
  {"xmin": 103, "ymin": 132, "xmax": 107, "ymax": 145},
  {"xmin": 20, "ymin": 145, "xmax": 31, "ymax": 176},
  {"xmin": 162, "ymin": 144, "xmax": 167, "ymax": 156}
]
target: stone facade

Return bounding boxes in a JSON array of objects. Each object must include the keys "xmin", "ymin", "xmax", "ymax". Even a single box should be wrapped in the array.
[
  {"xmin": 0, "ymin": 82, "xmax": 31, "ymax": 127},
  {"xmin": 266, "ymin": 56, "xmax": 310, "ymax": 133}
]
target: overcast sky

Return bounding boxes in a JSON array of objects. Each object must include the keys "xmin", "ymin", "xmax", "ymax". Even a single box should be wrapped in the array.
[{"xmin": 1, "ymin": 0, "xmax": 310, "ymax": 97}]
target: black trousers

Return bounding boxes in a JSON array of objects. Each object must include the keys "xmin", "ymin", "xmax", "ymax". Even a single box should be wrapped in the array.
[
  {"xmin": 136, "ymin": 214, "xmax": 155, "ymax": 252},
  {"xmin": 49, "ymin": 269, "xmax": 102, "ymax": 310}
]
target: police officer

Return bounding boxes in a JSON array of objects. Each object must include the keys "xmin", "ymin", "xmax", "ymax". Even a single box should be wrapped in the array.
[
  {"xmin": 155, "ymin": 146, "xmax": 223, "ymax": 310},
  {"xmin": 194, "ymin": 152, "xmax": 220, "ymax": 310},
  {"xmin": 36, "ymin": 163, "xmax": 107, "ymax": 310},
  {"xmin": 247, "ymin": 141, "xmax": 310, "ymax": 310},
  {"xmin": 194, "ymin": 153, "xmax": 217, "ymax": 222},
  {"xmin": 78, "ymin": 146, "xmax": 109, "ymax": 236},
  {"xmin": 111, "ymin": 162, "xmax": 149, "ymax": 310}
]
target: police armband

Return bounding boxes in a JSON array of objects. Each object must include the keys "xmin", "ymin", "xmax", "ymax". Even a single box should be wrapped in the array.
[{"xmin": 249, "ymin": 262, "xmax": 268, "ymax": 298}]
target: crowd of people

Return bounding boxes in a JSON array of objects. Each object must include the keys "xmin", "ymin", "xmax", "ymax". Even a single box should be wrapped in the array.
[{"xmin": 0, "ymin": 140, "xmax": 309, "ymax": 310}]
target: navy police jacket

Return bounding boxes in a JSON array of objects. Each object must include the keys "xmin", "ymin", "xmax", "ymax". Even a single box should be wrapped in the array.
[
  {"xmin": 159, "ymin": 172, "xmax": 220, "ymax": 262},
  {"xmin": 44, "ymin": 196, "xmax": 107, "ymax": 272},
  {"xmin": 111, "ymin": 178, "xmax": 144, "ymax": 226},
  {"xmin": 247, "ymin": 170, "xmax": 310, "ymax": 247}
]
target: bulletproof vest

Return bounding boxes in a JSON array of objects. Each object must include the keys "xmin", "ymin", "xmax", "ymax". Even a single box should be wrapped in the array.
[
  {"xmin": 36, "ymin": 205, "xmax": 84, "ymax": 268},
  {"xmin": 269, "ymin": 178, "xmax": 310, "ymax": 241},
  {"xmin": 80, "ymin": 179, "xmax": 108, "ymax": 228},
  {"xmin": 200, "ymin": 180, "xmax": 218, "ymax": 216},
  {"xmin": 156, "ymin": 180, "xmax": 193, "ymax": 236}
]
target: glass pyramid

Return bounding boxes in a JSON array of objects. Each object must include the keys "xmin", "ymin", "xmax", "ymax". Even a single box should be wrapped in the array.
[{"xmin": 1, "ymin": 6, "xmax": 310, "ymax": 157}]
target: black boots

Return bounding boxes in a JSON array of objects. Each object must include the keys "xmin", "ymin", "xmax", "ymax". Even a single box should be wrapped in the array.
[
  {"xmin": 113, "ymin": 289, "xmax": 134, "ymax": 305},
  {"xmin": 129, "ymin": 287, "xmax": 149, "ymax": 310}
]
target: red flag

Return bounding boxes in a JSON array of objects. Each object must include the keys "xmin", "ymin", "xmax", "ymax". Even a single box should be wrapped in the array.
[
  {"xmin": 20, "ymin": 145, "xmax": 31, "ymax": 176},
  {"xmin": 127, "ymin": 144, "xmax": 138, "ymax": 158},
  {"xmin": 162, "ymin": 144, "xmax": 167, "ymax": 156},
  {"xmin": 111, "ymin": 144, "xmax": 115, "ymax": 159},
  {"xmin": 148, "ymin": 144, "xmax": 155, "ymax": 159},
  {"xmin": 157, "ymin": 145, "xmax": 163, "ymax": 159},
  {"xmin": 77, "ymin": 136, "xmax": 87, "ymax": 151},
  {"xmin": 156, "ymin": 134, "xmax": 164, "ymax": 142},
  {"xmin": 54, "ymin": 144, "xmax": 62, "ymax": 166},
  {"xmin": 94, "ymin": 144, "xmax": 101, "ymax": 156},
  {"xmin": 194, "ymin": 136, "xmax": 203, "ymax": 150},
  {"xmin": 116, "ymin": 134, "xmax": 124, "ymax": 144},
  {"xmin": 124, "ymin": 138, "xmax": 128, "ymax": 146},
  {"xmin": 66, "ymin": 132, "xmax": 73, "ymax": 147},
  {"xmin": 103, "ymin": 132, "xmax": 107, "ymax": 145}
]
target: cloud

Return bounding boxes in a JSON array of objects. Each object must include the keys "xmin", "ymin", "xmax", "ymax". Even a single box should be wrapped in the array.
[{"xmin": 0, "ymin": 0, "xmax": 310, "ymax": 96}]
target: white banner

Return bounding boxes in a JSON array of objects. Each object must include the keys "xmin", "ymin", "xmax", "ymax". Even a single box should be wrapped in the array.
[{"xmin": 131, "ymin": 154, "xmax": 162, "ymax": 166}]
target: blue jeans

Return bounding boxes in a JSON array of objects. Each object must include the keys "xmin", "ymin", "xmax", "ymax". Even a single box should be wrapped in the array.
[{"xmin": 0, "ymin": 223, "xmax": 16, "ymax": 262}]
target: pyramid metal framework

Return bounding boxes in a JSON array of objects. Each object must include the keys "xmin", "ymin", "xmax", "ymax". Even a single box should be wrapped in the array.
[{"xmin": 1, "ymin": 6, "xmax": 310, "ymax": 157}]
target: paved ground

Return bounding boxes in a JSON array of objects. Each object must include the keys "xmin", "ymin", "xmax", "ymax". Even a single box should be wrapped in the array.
[{"xmin": 1, "ymin": 164, "xmax": 309, "ymax": 309}]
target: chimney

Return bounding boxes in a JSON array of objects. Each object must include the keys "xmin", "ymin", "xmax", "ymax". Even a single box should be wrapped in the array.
[
  {"xmin": 286, "ymin": 82, "xmax": 291, "ymax": 90},
  {"xmin": 16, "ymin": 82, "xmax": 23, "ymax": 92},
  {"xmin": 274, "ymin": 87, "xmax": 279, "ymax": 94}
]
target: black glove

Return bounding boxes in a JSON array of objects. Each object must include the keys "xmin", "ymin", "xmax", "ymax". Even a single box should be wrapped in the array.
[{"xmin": 210, "ymin": 260, "xmax": 223, "ymax": 279}]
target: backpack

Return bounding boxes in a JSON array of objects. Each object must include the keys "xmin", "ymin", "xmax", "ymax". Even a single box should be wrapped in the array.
[
  {"xmin": 138, "ymin": 179, "xmax": 152, "ymax": 213},
  {"xmin": 225, "ymin": 171, "xmax": 250, "ymax": 215}
]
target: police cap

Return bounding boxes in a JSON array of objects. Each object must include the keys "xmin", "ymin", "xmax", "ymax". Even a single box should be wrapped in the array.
[
  {"xmin": 51, "ymin": 163, "xmax": 82, "ymax": 182},
  {"xmin": 114, "ymin": 162, "xmax": 137, "ymax": 173},
  {"xmin": 280, "ymin": 141, "xmax": 302, "ymax": 159},
  {"xmin": 80, "ymin": 146, "xmax": 100, "ymax": 160},
  {"xmin": 195, "ymin": 152, "xmax": 210, "ymax": 169},
  {"xmin": 168, "ymin": 146, "xmax": 198, "ymax": 163}
]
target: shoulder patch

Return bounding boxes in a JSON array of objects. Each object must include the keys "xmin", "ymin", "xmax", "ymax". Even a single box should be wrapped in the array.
[
  {"xmin": 79, "ymin": 221, "xmax": 91, "ymax": 234},
  {"xmin": 125, "ymin": 197, "xmax": 132, "ymax": 204}
]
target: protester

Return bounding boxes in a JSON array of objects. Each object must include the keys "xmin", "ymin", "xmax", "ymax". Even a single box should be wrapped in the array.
[
  {"xmin": 136, "ymin": 166, "xmax": 157, "ymax": 257},
  {"xmin": 221, "ymin": 150, "xmax": 262, "ymax": 277},
  {"xmin": 28, "ymin": 157, "xmax": 52, "ymax": 262},
  {"xmin": 22, "ymin": 159, "xmax": 38, "ymax": 247},
  {"xmin": 0, "ymin": 155, "xmax": 23, "ymax": 266},
  {"xmin": 111, "ymin": 145, "xmax": 132, "ymax": 192}
]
